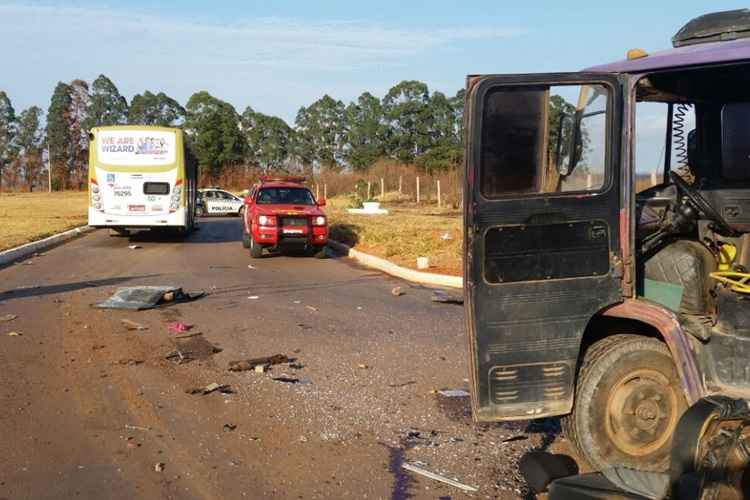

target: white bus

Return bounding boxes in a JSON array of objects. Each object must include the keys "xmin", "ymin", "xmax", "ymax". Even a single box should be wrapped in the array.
[{"xmin": 87, "ymin": 126, "xmax": 197, "ymax": 235}]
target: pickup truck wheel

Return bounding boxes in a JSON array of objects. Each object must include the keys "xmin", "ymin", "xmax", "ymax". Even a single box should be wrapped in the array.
[
  {"xmin": 241, "ymin": 225, "xmax": 251, "ymax": 248},
  {"xmin": 196, "ymin": 205, "xmax": 206, "ymax": 217},
  {"xmin": 562, "ymin": 334, "xmax": 687, "ymax": 472},
  {"xmin": 249, "ymin": 236, "xmax": 263, "ymax": 258}
]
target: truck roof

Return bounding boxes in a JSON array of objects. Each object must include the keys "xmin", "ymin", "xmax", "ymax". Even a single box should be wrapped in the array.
[{"xmin": 585, "ymin": 37, "xmax": 750, "ymax": 74}]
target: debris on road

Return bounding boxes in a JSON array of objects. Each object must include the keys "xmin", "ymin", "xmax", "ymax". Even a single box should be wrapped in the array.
[
  {"xmin": 431, "ymin": 290, "xmax": 464, "ymax": 304},
  {"xmin": 254, "ymin": 365, "xmax": 267, "ymax": 373},
  {"xmin": 96, "ymin": 286, "xmax": 205, "ymax": 310},
  {"xmin": 228, "ymin": 354, "xmax": 291, "ymax": 372},
  {"xmin": 223, "ymin": 423, "xmax": 237, "ymax": 432},
  {"xmin": 173, "ymin": 331, "xmax": 202, "ymax": 339},
  {"xmin": 6, "ymin": 331, "xmax": 21, "ymax": 337},
  {"xmin": 501, "ymin": 434, "xmax": 528, "ymax": 443},
  {"xmin": 289, "ymin": 362, "xmax": 304, "ymax": 370},
  {"xmin": 388, "ymin": 381, "xmax": 416, "ymax": 388},
  {"xmin": 117, "ymin": 358, "xmax": 143, "ymax": 366},
  {"xmin": 121, "ymin": 319, "xmax": 148, "ymax": 331},
  {"xmin": 154, "ymin": 462, "xmax": 165, "ymax": 472},
  {"xmin": 248, "ymin": 296, "xmax": 259, "ymax": 300},
  {"xmin": 167, "ymin": 321, "xmax": 192, "ymax": 333},
  {"xmin": 402, "ymin": 462, "xmax": 478, "ymax": 493},
  {"xmin": 0, "ymin": 313, "xmax": 17, "ymax": 322},
  {"xmin": 186, "ymin": 382, "xmax": 230, "ymax": 395},
  {"xmin": 440, "ymin": 232, "xmax": 452, "ymax": 240},
  {"xmin": 165, "ymin": 350, "xmax": 191, "ymax": 364},
  {"xmin": 306, "ymin": 305, "xmax": 318, "ymax": 312},
  {"xmin": 297, "ymin": 323, "xmax": 312, "ymax": 330},
  {"xmin": 272, "ymin": 376, "xmax": 311, "ymax": 385},
  {"xmin": 438, "ymin": 389, "xmax": 470, "ymax": 398},
  {"xmin": 128, "ymin": 244, "xmax": 141, "ymax": 250},
  {"xmin": 357, "ymin": 364, "xmax": 369, "ymax": 369},
  {"xmin": 391, "ymin": 287, "xmax": 404, "ymax": 296},
  {"xmin": 125, "ymin": 424, "xmax": 149, "ymax": 432},
  {"xmin": 247, "ymin": 264, "xmax": 256, "ymax": 270}
]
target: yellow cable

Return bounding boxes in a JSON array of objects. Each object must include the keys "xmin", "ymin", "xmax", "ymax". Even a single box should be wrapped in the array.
[{"xmin": 710, "ymin": 271, "xmax": 750, "ymax": 294}]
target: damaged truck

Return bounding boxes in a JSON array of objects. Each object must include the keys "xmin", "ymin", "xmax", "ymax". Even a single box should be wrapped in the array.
[{"xmin": 464, "ymin": 9, "xmax": 750, "ymax": 473}]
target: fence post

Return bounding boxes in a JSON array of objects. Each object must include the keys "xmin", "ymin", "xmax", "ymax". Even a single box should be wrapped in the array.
[
  {"xmin": 324, "ymin": 184, "xmax": 327, "ymax": 199},
  {"xmin": 586, "ymin": 174, "xmax": 593, "ymax": 190},
  {"xmin": 651, "ymin": 170, "xmax": 658, "ymax": 186},
  {"xmin": 380, "ymin": 177, "xmax": 385, "ymax": 199},
  {"xmin": 416, "ymin": 176, "xmax": 420, "ymax": 204},
  {"xmin": 367, "ymin": 181, "xmax": 371, "ymax": 200},
  {"xmin": 398, "ymin": 176, "xmax": 402, "ymax": 194},
  {"xmin": 316, "ymin": 183, "xmax": 319, "ymax": 200},
  {"xmin": 437, "ymin": 180, "xmax": 441, "ymax": 208}
]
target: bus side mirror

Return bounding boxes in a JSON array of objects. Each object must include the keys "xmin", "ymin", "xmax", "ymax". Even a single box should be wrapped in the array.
[{"xmin": 317, "ymin": 198, "xmax": 327, "ymax": 207}]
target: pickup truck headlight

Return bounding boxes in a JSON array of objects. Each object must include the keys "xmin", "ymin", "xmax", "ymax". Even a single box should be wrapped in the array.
[
  {"xmin": 313, "ymin": 216, "xmax": 326, "ymax": 226},
  {"xmin": 258, "ymin": 215, "xmax": 276, "ymax": 226}
]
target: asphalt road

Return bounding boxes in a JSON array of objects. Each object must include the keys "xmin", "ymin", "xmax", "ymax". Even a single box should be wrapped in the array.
[{"xmin": 0, "ymin": 218, "xmax": 558, "ymax": 499}]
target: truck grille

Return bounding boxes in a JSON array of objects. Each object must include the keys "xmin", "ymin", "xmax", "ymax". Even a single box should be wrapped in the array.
[{"xmin": 281, "ymin": 217, "xmax": 308, "ymax": 227}]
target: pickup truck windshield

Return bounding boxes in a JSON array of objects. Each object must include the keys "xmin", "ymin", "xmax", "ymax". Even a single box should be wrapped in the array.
[{"xmin": 257, "ymin": 188, "xmax": 315, "ymax": 205}]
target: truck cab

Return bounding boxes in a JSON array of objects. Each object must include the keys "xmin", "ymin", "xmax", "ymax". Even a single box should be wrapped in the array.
[{"xmin": 464, "ymin": 9, "xmax": 750, "ymax": 472}]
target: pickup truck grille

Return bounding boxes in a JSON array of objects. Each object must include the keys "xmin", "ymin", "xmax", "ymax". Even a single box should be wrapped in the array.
[{"xmin": 281, "ymin": 217, "xmax": 308, "ymax": 227}]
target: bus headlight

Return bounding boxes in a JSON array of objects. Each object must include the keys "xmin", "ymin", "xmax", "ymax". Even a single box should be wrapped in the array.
[
  {"xmin": 94, "ymin": 203, "xmax": 102, "ymax": 210},
  {"xmin": 92, "ymin": 195, "xmax": 101, "ymax": 202},
  {"xmin": 173, "ymin": 186, "xmax": 182, "ymax": 194},
  {"xmin": 91, "ymin": 185, "xmax": 100, "ymax": 194},
  {"xmin": 313, "ymin": 216, "xmax": 326, "ymax": 226}
]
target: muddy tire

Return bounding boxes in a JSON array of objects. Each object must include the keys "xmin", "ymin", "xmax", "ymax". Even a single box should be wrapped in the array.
[
  {"xmin": 249, "ymin": 236, "xmax": 263, "ymax": 258},
  {"xmin": 562, "ymin": 334, "xmax": 687, "ymax": 472}
]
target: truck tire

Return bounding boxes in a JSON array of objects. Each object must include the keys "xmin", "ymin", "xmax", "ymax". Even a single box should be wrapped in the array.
[
  {"xmin": 241, "ymin": 225, "xmax": 251, "ymax": 248},
  {"xmin": 249, "ymin": 236, "xmax": 263, "ymax": 258},
  {"xmin": 562, "ymin": 334, "xmax": 687, "ymax": 472}
]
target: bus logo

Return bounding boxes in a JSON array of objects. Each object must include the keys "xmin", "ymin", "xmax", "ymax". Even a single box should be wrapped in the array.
[{"xmin": 107, "ymin": 173, "xmax": 115, "ymax": 184}]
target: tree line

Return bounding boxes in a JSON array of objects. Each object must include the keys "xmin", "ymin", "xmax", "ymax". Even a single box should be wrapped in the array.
[{"xmin": 0, "ymin": 75, "xmax": 464, "ymax": 191}]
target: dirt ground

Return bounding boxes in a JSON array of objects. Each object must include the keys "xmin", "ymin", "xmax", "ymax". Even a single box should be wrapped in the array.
[{"xmin": 0, "ymin": 218, "xmax": 570, "ymax": 499}]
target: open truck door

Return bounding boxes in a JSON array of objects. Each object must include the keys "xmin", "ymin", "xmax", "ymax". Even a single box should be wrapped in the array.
[{"xmin": 464, "ymin": 73, "xmax": 624, "ymax": 421}]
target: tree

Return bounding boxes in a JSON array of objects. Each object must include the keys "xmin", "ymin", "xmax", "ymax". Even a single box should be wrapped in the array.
[
  {"xmin": 294, "ymin": 95, "xmax": 346, "ymax": 171},
  {"xmin": 128, "ymin": 91, "xmax": 185, "ymax": 127},
  {"xmin": 185, "ymin": 91, "xmax": 245, "ymax": 178},
  {"xmin": 47, "ymin": 82, "xmax": 73, "ymax": 189},
  {"xmin": 14, "ymin": 106, "xmax": 45, "ymax": 191},
  {"xmin": 68, "ymin": 79, "xmax": 90, "ymax": 188},
  {"xmin": 241, "ymin": 107, "xmax": 294, "ymax": 173},
  {"xmin": 344, "ymin": 92, "xmax": 386, "ymax": 171},
  {"xmin": 415, "ymin": 90, "xmax": 463, "ymax": 172},
  {"xmin": 85, "ymin": 74, "xmax": 128, "ymax": 129},
  {"xmin": 382, "ymin": 80, "xmax": 432, "ymax": 164},
  {"xmin": 0, "ymin": 91, "xmax": 17, "ymax": 191}
]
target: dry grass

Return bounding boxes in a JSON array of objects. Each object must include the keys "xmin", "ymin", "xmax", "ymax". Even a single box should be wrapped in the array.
[
  {"xmin": 326, "ymin": 196, "xmax": 462, "ymax": 276},
  {"xmin": 0, "ymin": 191, "xmax": 88, "ymax": 251}
]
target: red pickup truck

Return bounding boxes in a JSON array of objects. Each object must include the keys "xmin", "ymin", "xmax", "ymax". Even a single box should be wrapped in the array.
[{"xmin": 241, "ymin": 177, "xmax": 328, "ymax": 258}]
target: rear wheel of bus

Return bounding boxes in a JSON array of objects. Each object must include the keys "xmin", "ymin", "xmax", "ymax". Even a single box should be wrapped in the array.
[{"xmin": 562, "ymin": 334, "xmax": 687, "ymax": 472}]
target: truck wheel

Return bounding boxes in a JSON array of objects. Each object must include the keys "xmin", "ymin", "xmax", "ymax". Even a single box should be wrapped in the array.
[
  {"xmin": 562, "ymin": 334, "xmax": 687, "ymax": 472},
  {"xmin": 241, "ymin": 225, "xmax": 251, "ymax": 248},
  {"xmin": 249, "ymin": 236, "xmax": 263, "ymax": 258}
]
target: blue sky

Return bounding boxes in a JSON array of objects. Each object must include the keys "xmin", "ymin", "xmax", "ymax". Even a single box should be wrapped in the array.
[{"xmin": 1, "ymin": 0, "xmax": 748, "ymax": 125}]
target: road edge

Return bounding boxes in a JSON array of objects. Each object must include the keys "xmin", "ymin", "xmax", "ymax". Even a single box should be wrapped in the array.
[
  {"xmin": 0, "ymin": 225, "xmax": 95, "ymax": 268},
  {"xmin": 327, "ymin": 239, "xmax": 463, "ymax": 289}
]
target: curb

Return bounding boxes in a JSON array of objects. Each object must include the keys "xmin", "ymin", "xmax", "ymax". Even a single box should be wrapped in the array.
[
  {"xmin": 327, "ymin": 239, "xmax": 463, "ymax": 289},
  {"xmin": 0, "ymin": 225, "xmax": 95, "ymax": 268}
]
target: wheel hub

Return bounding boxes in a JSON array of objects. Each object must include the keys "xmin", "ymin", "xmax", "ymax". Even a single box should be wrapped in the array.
[{"xmin": 606, "ymin": 369, "xmax": 679, "ymax": 456}]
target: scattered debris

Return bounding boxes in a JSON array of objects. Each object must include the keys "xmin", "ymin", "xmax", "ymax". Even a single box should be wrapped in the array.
[
  {"xmin": 272, "ymin": 376, "xmax": 310, "ymax": 385},
  {"xmin": 96, "ymin": 286, "xmax": 205, "ymax": 310},
  {"xmin": 431, "ymin": 290, "xmax": 464, "ymax": 304},
  {"xmin": 121, "ymin": 319, "xmax": 148, "ymax": 331},
  {"xmin": 254, "ymin": 365, "xmax": 267, "ymax": 373},
  {"xmin": 247, "ymin": 264, "xmax": 256, "ymax": 270},
  {"xmin": 22, "ymin": 260, "xmax": 33, "ymax": 266},
  {"xmin": 228, "ymin": 354, "xmax": 291, "ymax": 372},
  {"xmin": 402, "ymin": 463, "xmax": 478, "ymax": 492},
  {"xmin": 297, "ymin": 323, "xmax": 312, "ymax": 330},
  {"xmin": 289, "ymin": 362, "xmax": 305, "ymax": 370},
  {"xmin": 6, "ymin": 331, "xmax": 21, "ymax": 337},
  {"xmin": 223, "ymin": 423, "xmax": 237, "ymax": 432},
  {"xmin": 186, "ymin": 382, "xmax": 230, "ymax": 395},
  {"xmin": 167, "ymin": 321, "xmax": 192, "ymax": 333},
  {"xmin": 0, "ymin": 314, "xmax": 17, "ymax": 322},
  {"xmin": 92, "ymin": 344, "xmax": 106, "ymax": 350},
  {"xmin": 154, "ymin": 462, "xmax": 165, "ymax": 472},
  {"xmin": 357, "ymin": 364, "xmax": 369, "ymax": 369},
  {"xmin": 501, "ymin": 434, "xmax": 528, "ymax": 443},
  {"xmin": 248, "ymin": 296, "xmax": 259, "ymax": 300},
  {"xmin": 391, "ymin": 287, "xmax": 404, "ymax": 296},
  {"xmin": 125, "ymin": 424, "xmax": 150, "ymax": 432},
  {"xmin": 117, "ymin": 358, "xmax": 143, "ymax": 366},
  {"xmin": 388, "ymin": 381, "xmax": 416, "ymax": 388},
  {"xmin": 128, "ymin": 244, "xmax": 141, "ymax": 250},
  {"xmin": 440, "ymin": 232, "xmax": 452, "ymax": 240},
  {"xmin": 174, "ymin": 331, "xmax": 202, "ymax": 339},
  {"xmin": 356, "ymin": 306, "xmax": 363, "ymax": 310},
  {"xmin": 165, "ymin": 350, "xmax": 192, "ymax": 364},
  {"xmin": 299, "ymin": 435, "xmax": 308, "ymax": 443},
  {"xmin": 306, "ymin": 305, "xmax": 318, "ymax": 312},
  {"xmin": 126, "ymin": 441, "xmax": 139, "ymax": 449},
  {"xmin": 438, "ymin": 389, "xmax": 470, "ymax": 398},
  {"xmin": 293, "ymin": 300, "xmax": 301, "ymax": 304}
]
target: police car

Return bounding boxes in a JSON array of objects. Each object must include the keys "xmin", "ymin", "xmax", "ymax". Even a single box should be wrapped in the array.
[{"xmin": 197, "ymin": 188, "xmax": 244, "ymax": 217}]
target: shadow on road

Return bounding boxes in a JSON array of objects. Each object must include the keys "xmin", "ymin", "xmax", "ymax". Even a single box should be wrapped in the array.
[
  {"xmin": 117, "ymin": 218, "xmax": 242, "ymax": 244},
  {"xmin": 206, "ymin": 273, "xmax": 385, "ymax": 299},
  {"xmin": 0, "ymin": 274, "xmax": 160, "ymax": 302},
  {"xmin": 380, "ymin": 442, "xmax": 417, "ymax": 500}
]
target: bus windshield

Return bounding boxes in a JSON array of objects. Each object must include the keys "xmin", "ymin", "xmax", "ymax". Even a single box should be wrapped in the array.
[{"xmin": 257, "ymin": 188, "xmax": 315, "ymax": 205}]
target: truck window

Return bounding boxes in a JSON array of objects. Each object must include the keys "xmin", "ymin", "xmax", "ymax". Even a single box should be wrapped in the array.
[{"xmin": 480, "ymin": 84, "xmax": 609, "ymax": 198}]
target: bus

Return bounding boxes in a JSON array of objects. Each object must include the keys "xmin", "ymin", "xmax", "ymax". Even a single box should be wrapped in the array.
[{"xmin": 87, "ymin": 126, "xmax": 197, "ymax": 235}]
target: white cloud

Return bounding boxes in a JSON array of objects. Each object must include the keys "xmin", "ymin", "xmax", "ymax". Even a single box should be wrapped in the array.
[{"xmin": 0, "ymin": 2, "xmax": 524, "ymax": 121}]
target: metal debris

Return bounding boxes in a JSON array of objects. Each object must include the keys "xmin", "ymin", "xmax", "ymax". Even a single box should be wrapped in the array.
[
  {"xmin": 228, "ymin": 354, "xmax": 291, "ymax": 372},
  {"xmin": 402, "ymin": 462, "xmax": 478, "ymax": 492},
  {"xmin": 438, "ymin": 389, "xmax": 470, "ymax": 398}
]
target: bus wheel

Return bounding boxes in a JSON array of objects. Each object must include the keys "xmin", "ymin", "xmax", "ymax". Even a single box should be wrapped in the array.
[
  {"xmin": 249, "ymin": 236, "xmax": 263, "ymax": 258},
  {"xmin": 562, "ymin": 334, "xmax": 687, "ymax": 472}
]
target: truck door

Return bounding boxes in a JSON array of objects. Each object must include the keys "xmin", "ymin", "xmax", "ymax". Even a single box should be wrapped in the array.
[{"xmin": 464, "ymin": 73, "xmax": 624, "ymax": 421}]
